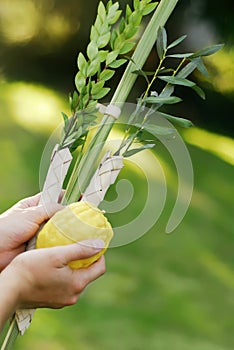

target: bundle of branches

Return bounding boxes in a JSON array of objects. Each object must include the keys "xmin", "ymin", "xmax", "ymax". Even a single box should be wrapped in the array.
[{"xmin": 1, "ymin": 0, "xmax": 223, "ymax": 349}]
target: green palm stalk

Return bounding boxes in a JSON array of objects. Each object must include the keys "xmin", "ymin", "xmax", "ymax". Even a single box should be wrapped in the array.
[
  {"xmin": 1, "ymin": 1, "xmax": 180, "ymax": 349},
  {"xmin": 63, "ymin": 0, "xmax": 179, "ymax": 204}
]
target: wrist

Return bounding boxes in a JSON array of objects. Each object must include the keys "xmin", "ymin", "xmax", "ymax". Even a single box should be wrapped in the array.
[{"xmin": 0, "ymin": 269, "xmax": 20, "ymax": 332}]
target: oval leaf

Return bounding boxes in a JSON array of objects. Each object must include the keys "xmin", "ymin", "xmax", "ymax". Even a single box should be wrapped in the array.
[
  {"xmin": 119, "ymin": 41, "xmax": 135, "ymax": 54},
  {"xmin": 191, "ymin": 85, "xmax": 206, "ymax": 100},
  {"xmin": 145, "ymin": 96, "xmax": 182, "ymax": 104},
  {"xmin": 192, "ymin": 57, "xmax": 209, "ymax": 77},
  {"xmin": 91, "ymin": 80, "xmax": 105, "ymax": 95},
  {"xmin": 75, "ymin": 72, "xmax": 86, "ymax": 93},
  {"xmin": 106, "ymin": 51, "xmax": 119, "ymax": 66},
  {"xmin": 177, "ymin": 60, "xmax": 198, "ymax": 78},
  {"xmin": 159, "ymin": 112, "xmax": 193, "ymax": 128},
  {"xmin": 109, "ymin": 58, "xmax": 127, "ymax": 68},
  {"xmin": 142, "ymin": 2, "xmax": 158, "ymax": 16},
  {"xmin": 190, "ymin": 44, "xmax": 224, "ymax": 58},
  {"xmin": 123, "ymin": 143, "xmax": 156, "ymax": 158},
  {"xmin": 142, "ymin": 124, "xmax": 174, "ymax": 136},
  {"xmin": 97, "ymin": 32, "xmax": 111, "ymax": 48},
  {"xmin": 87, "ymin": 41, "xmax": 98, "ymax": 60},
  {"xmin": 77, "ymin": 53, "xmax": 88, "ymax": 76},
  {"xmin": 100, "ymin": 69, "xmax": 115, "ymax": 81},
  {"xmin": 167, "ymin": 35, "xmax": 187, "ymax": 50},
  {"xmin": 159, "ymin": 76, "xmax": 196, "ymax": 87},
  {"xmin": 98, "ymin": 1, "xmax": 107, "ymax": 22},
  {"xmin": 87, "ymin": 59, "xmax": 100, "ymax": 77},
  {"xmin": 92, "ymin": 87, "xmax": 111, "ymax": 100},
  {"xmin": 156, "ymin": 26, "xmax": 167, "ymax": 60},
  {"xmin": 167, "ymin": 53, "xmax": 193, "ymax": 58}
]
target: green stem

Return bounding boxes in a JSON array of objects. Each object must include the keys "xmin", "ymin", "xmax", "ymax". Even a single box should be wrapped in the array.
[
  {"xmin": 63, "ymin": 0, "xmax": 180, "ymax": 204},
  {"xmin": 143, "ymin": 53, "xmax": 166, "ymax": 100}
]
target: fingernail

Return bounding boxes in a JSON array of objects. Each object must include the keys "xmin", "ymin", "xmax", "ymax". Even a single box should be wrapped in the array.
[{"xmin": 79, "ymin": 239, "xmax": 105, "ymax": 249}]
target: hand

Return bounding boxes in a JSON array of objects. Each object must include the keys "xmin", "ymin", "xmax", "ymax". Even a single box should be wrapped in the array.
[
  {"xmin": 0, "ymin": 193, "xmax": 63, "ymax": 271},
  {"xmin": 0, "ymin": 240, "xmax": 106, "ymax": 331}
]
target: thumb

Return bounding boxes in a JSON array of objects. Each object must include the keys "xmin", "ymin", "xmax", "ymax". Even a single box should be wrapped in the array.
[{"xmin": 58, "ymin": 239, "xmax": 105, "ymax": 265}]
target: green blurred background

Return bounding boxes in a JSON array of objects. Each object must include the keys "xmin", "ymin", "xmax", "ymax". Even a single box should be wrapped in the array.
[{"xmin": 0, "ymin": 0, "xmax": 233, "ymax": 349}]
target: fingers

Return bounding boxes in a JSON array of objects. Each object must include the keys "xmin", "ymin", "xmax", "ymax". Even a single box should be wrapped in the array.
[
  {"xmin": 79, "ymin": 255, "xmax": 106, "ymax": 284},
  {"xmin": 26, "ymin": 203, "xmax": 64, "ymax": 224},
  {"xmin": 56, "ymin": 239, "xmax": 105, "ymax": 266},
  {"xmin": 16, "ymin": 193, "xmax": 41, "ymax": 208},
  {"xmin": 17, "ymin": 190, "xmax": 66, "ymax": 208},
  {"xmin": 70, "ymin": 255, "xmax": 106, "ymax": 297}
]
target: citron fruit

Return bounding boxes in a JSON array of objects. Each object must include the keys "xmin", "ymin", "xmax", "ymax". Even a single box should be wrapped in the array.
[{"xmin": 36, "ymin": 201, "xmax": 113, "ymax": 269}]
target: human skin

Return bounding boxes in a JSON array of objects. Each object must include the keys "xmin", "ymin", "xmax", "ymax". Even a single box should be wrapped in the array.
[
  {"xmin": 0, "ymin": 194, "xmax": 106, "ymax": 332},
  {"xmin": 0, "ymin": 242, "xmax": 106, "ymax": 332},
  {"xmin": 0, "ymin": 193, "xmax": 63, "ymax": 271}
]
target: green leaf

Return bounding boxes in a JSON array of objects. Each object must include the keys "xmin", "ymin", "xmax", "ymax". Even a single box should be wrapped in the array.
[
  {"xmin": 115, "ymin": 134, "xmax": 136, "ymax": 155},
  {"xmin": 108, "ymin": 9, "xmax": 122, "ymax": 25},
  {"xmin": 90, "ymin": 25, "xmax": 99, "ymax": 42},
  {"xmin": 140, "ymin": 123, "xmax": 174, "ymax": 136},
  {"xmin": 69, "ymin": 138, "xmax": 85, "ymax": 153},
  {"xmin": 119, "ymin": 41, "xmax": 135, "ymax": 55},
  {"xmin": 190, "ymin": 44, "xmax": 224, "ymax": 58},
  {"xmin": 87, "ymin": 59, "xmax": 100, "ymax": 77},
  {"xmin": 71, "ymin": 91, "xmax": 79, "ymax": 111},
  {"xmin": 75, "ymin": 113, "xmax": 84, "ymax": 130},
  {"xmin": 69, "ymin": 94, "xmax": 73, "ymax": 110},
  {"xmin": 98, "ymin": 50, "xmax": 109, "ymax": 62},
  {"xmin": 124, "ymin": 25, "xmax": 138, "ymax": 39},
  {"xmin": 123, "ymin": 143, "xmax": 156, "ymax": 157},
  {"xmin": 130, "ymin": 12, "xmax": 142, "ymax": 26},
  {"xmin": 158, "ymin": 68, "xmax": 174, "ymax": 75},
  {"xmin": 92, "ymin": 87, "xmax": 111, "ymax": 100},
  {"xmin": 83, "ymin": 114, "xmax": 97, "ymax": 124},
  {"xmin": 133, "ymin": 0, "xmax": 140, "ymax": 10},
  {"xmin": 98, "ymin": 1, "xmax": 107, "ymax": 22},
  {"xmin": 156, "ymin": 26, "xmax": 167, "ymax": 60},
  {"xmin": 106, "ymin": 51, "xmax": 119, "ymax": 66},
  {"xmin": 110, "ymin": 29, "xmax": 118, "ymax": 49},
  {"xmin": 75, "ymin": 72, "xmax": 86, "ymax": 93},
  {"xmin": 77, "ymin": 53, "xmax": 88, "ymax": 76},
  {"xmin": 106, "ymin": 0, "xmax": 113, "ymax": 12},
  {"xmin": 177, "ymin": 60, "xmax": 198, "ymax": 78},
  {"xmin": 91, "ymin": 80, "xmax": 105, "ymax": 95},
  {"xmin": 167, "ymin": 34, "xmax": 187, "ymax": 49},
  {"xmin": 191, "ymin": 85, "xmax": 206, "ymax": 100},
  {"xmin": 119, "ymin": 17, "xmax": 126, "ymax": 34},
  {"xmin": 109, "ymin": 58, "xmax": 127, "ymax": 68},
  {"xmin": 85, "ymin": 100, "xmax": 98, "ymax": 113},
  {"xmin": 107, "ymin": 3, "xmax": 120, "ymax": 24},
  {"xmin": 61, "ymin": 112, "xmax": 69, "ymax": 127},
  {"xmin": 192, "ymin": 57, "xmax": 209, "ymax": 77},
  {"xmin": 159, "ymin": 75, "xmax": 196, "ymax": 87},
  {"xmin": 126, "ymin": 4, "xmax": 132, "ymax": 20},
  {"xmin": 159, "ymin": 112, "xmax": 193, "ymax": 128},
  {"xmin": 99, "ymin": 22, "xmax": 109, "ymax": 36},
  {"xmin": 94, "ymin": 16, "xmax": 102, "ymax": 33},
  {"xmin": 100, "ymin": 69, "xmax": 115, "ymax": 81},
  {"xmin": 167, "ymin": 53, "xmax": 193, "ymax": 58},
  {"xmin": 97, "ymin": 32, "xmax": 111, "ymax": 48},
  {"xmin": 145, "ymin": 96, "xmax": 182, "ymax": 104},
  {"xmin": 132, "ymin": 69, "xmax": 149, "ymax": 83},
  {"xmin": 143, "ymin": 71, "xmax": 156, "ymax": 76},
  {"xmin": 142, "ymin": 2, "xmax": 158, "ymax": 16},
  {"xmin": 87, "ymin": 41, "xmax": 98, "ymax": 60},
  {"xmin": 82, "ymin": 93, "xmax": 90, "ymax": 108}
]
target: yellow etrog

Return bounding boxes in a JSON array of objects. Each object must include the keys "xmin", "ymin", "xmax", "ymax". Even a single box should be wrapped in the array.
[{"xmin": 36, "ymin": 201, "xmax": 113, "ymax": 269}]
